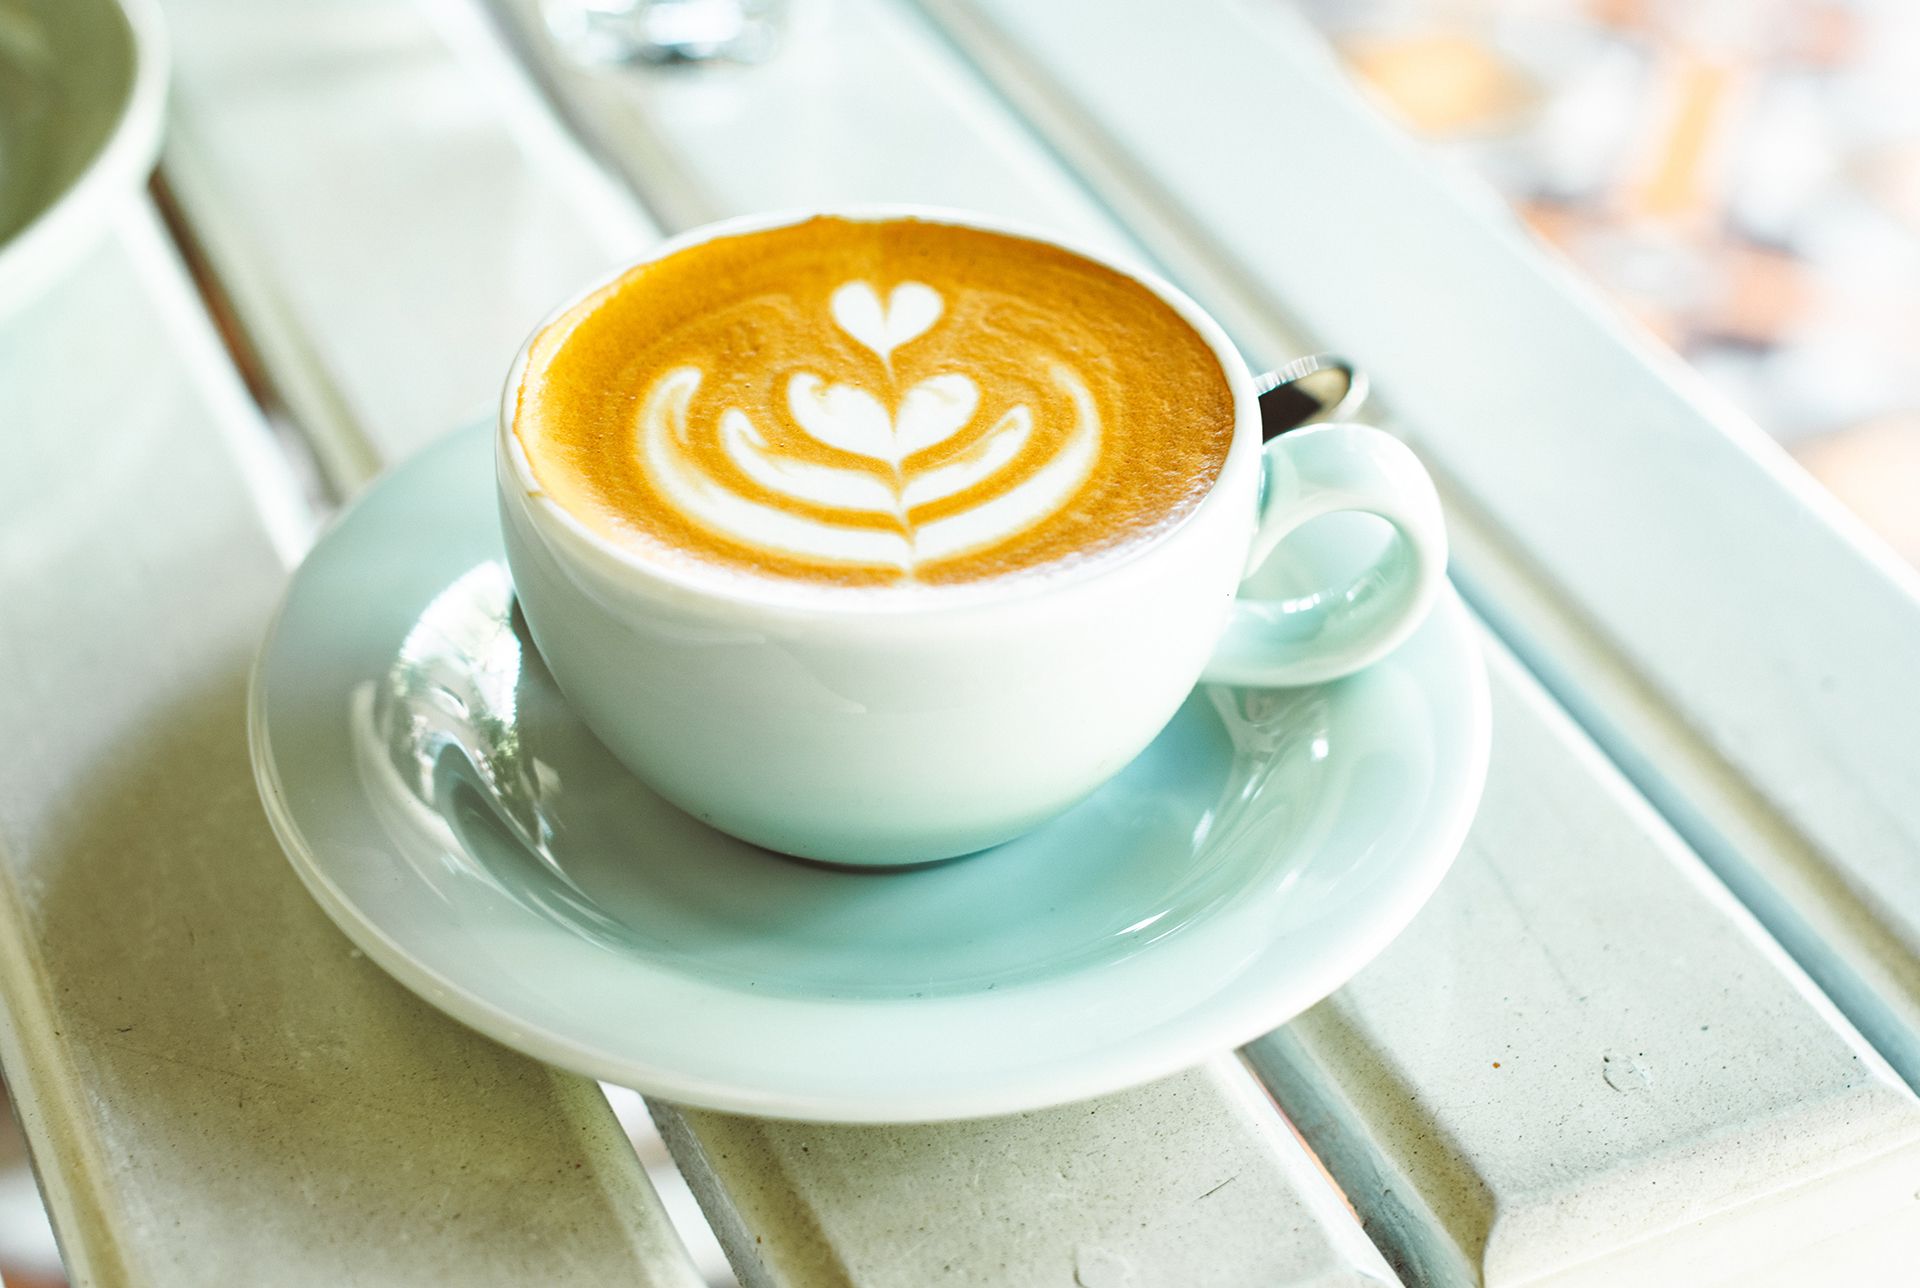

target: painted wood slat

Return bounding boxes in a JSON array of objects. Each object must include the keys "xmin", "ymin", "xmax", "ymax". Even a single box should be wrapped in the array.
[
  {"xmin": 652, "ymin": 1061, "xmax": 1398, "ymax": 1288},
  {"xmin": 921, "ymin": 0, "xmax": 1920, "ymax": 1094},
  {"xmin": 156, "ymin": 0, "xmax": 657, "ymax": 489},
  {"xmin": 1250, "ymin": 642, "xmax": 1920, "ymax": 1286},
  {"xmin": 0, "ymin": 208, "xmax": 704, "ymax": 1286},
  {"xmin": 481, "ymin": 0, "xmax": 1141, "ymax": 249}
]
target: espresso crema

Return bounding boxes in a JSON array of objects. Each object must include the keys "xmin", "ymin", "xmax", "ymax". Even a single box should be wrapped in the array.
[{"xmin": 512, "ymin": 217, "xmax": 1236, "ymax": 587}]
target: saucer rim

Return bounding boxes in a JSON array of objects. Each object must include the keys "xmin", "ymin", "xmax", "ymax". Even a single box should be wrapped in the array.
[{"xmin": 249, "ymin": 427, "xmax": 1491, "ymax": 1122}]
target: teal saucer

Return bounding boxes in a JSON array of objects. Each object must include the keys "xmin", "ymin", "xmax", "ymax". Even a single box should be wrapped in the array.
[{"xmin": 251, "ymin": 424, "xmax": 1489, "ymax": 1122}]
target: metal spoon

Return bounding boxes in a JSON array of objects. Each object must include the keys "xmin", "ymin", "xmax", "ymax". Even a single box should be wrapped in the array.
[{"xmin": 1256, "ymin": 353, "xmax": 1368, "ymax": 440}]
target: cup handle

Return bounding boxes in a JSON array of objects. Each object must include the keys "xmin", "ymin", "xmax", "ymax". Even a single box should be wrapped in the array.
[{"xmin": 1201, "ymin": 422, "xmax": 1448, "ymax": 687}]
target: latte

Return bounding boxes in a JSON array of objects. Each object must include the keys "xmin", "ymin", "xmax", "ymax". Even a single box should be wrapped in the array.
[{"xmin": 511, "ymin": 216, "xmax": 1236, "ymax": 588}]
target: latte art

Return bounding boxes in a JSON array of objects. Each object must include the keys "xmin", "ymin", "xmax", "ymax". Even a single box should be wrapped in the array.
[
  {"xmin": 641, "ymin": 279, "xmax": 1100, "ymax": 571},
  {"xmin": 514, "ymin": 217, "xmax": 1235, "ymax": 588}
]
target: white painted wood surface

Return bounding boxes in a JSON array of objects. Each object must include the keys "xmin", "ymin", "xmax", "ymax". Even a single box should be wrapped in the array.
[
  {"xmin": 1250, "ymin": 643, "xmax": 1920, "ymax": 1286},
  {"xmin": 655, "ymin": 1061, "xmax": 1398, "ymax": 1288},
  {"xmin": 159, "ymin": 0, "xmax": 656, "ymax": 487},
  {"xmin": 484, "ymin": 0, "xmax": 1140, "ymax": 251},
  {"xmin": 902, "ymin": 2, "xmax": 1920, "ymax": 1275},
  {"xmin": 921, "ymin": 0, "xmax": 1920, "ymax": 1092},
  {"xmin": 152, "ymin": 1, "xmax": 1402, "ymax": 1283},
  {"xmin": 14, "ymin": 0, "xmax": 1920, "ymax": 1282},
  {"xmin": 0, "ymin": 207, "xmax": 703, "ymax": 1286},
  {"xmin": 169, "ymin": 0, "xmax": 1920, "ymax": 1280},
  {"xmin": 501, "ymin": 0, "xmax": 1920, "ymax": 1277}
]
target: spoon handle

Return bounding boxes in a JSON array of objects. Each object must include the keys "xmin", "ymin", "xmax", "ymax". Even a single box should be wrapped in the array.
[{"xmin": 1255, "ymin": 353, "xmax": 1368, "ymax": 439}]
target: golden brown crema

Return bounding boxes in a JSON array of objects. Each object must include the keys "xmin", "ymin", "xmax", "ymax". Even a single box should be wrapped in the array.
[{"xmin": 512, "ymin": 217, "xmax": 1237, "ymax": 587}]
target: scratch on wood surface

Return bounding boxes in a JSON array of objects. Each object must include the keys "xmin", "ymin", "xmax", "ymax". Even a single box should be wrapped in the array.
[{"xmin": 82, "ymin": 1035, "xmax": 468, "ymax": 1129}]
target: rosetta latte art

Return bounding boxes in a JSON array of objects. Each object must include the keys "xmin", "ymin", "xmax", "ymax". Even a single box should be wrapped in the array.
[
  {"xmin": 638, "ymin": 281, "xmax": 1099, "ymax": 574},
  {"xmin": 514, "ymin": 216, "xmax": 1237, "ymax": 588}
]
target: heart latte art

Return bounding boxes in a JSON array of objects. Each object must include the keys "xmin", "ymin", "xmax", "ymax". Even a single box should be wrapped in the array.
[
  {"xmin": 513, "ymin": 217, "xmax": 1236, "ymax": 588},
  {"xmin": 642, "ymin": 280, "xmax": 1103, "ymax": 571}
]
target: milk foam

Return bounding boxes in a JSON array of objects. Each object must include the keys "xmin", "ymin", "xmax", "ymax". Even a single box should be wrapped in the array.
[
  {"xmin": 513, "ymin": 215, "xmax": 1237, "ymax": 589},
  {"xmin": 637, "ymin": 280, "xmax": 1100, "ymax": 573}
]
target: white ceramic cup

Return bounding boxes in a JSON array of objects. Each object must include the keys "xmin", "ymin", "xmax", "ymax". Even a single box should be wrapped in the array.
[{"xmin": 498, "ymin": 206, "xmax": 1447, "ymax": 866}]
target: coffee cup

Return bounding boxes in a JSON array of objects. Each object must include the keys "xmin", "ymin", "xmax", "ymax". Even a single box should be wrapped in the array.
[{"xmin": 498, "ymin": 206, "xmax": 1447, "ymax": 865}]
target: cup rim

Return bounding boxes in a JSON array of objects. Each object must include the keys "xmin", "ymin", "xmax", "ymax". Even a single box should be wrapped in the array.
[{"xmin": 497, "ymin": 203, "xmax": 1262, "ymax": 618}]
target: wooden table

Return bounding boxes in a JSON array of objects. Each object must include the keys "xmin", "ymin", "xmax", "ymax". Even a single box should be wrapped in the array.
[{"xmin": 6, "ymin": 1, "xmax": 1920, "ymax": 1283}]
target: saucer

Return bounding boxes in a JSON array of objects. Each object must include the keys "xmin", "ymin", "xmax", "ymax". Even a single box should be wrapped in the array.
[
  {"xmin": 251, "ymin": 424, "xmax": 1489, "ymax": 1122},
  {"xmin": 0, "ymin": 0, "xmax": 165, "ymax": 317}
]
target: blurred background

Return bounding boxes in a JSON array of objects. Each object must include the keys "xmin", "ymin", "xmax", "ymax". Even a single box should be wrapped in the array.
[
  {"xmin": 1305, "ymin": 0, "xmax": 1920, "ymax": 565},
  {"xmin": 5, "ymin": 0, "xmax": 1918, "ymax": 1283}
]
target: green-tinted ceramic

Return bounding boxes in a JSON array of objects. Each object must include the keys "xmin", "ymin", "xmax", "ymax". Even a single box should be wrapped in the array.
[{"xmin": 0, "ymin": 0, "xmax": 164, "ymax": 315}]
